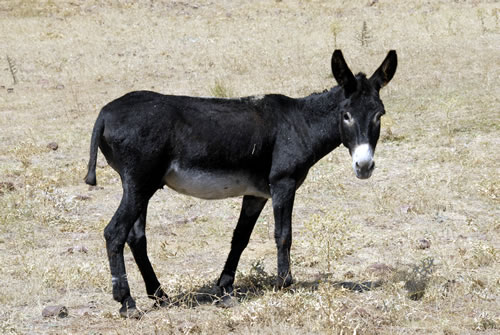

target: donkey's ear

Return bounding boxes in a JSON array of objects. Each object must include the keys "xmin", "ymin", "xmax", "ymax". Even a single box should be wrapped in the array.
[
  {"xmin": 369, "ymin": 50, "xmax": 397, "ymax": 91},
  {"xmin": 331, "ymin": 50, "xmax": 357, "ymax": 97}
]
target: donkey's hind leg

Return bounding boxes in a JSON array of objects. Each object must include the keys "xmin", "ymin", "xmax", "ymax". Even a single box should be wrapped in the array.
[
  {"xmin": 104, "ymin": 175, "xmax": 160, "ymax": 318},
  {"xmin": 127, "ymin": 203, "xmax": 169, "ymax": 307}
]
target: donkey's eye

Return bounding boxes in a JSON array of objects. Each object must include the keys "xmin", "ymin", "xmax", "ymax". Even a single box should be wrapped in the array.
[{"xmin": 343, "ymin": 112, "xmax": 352, "ymax": 123}]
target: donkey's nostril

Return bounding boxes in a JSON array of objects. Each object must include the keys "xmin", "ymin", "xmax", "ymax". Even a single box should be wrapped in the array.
[{"xmin": 356, "ymin": 160, "xmax": 373, "ymax": 170}]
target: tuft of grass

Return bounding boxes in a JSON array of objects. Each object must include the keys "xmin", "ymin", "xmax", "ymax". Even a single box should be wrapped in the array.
[
  {"xmin": 381, "ymin": 128, "xmax": 406, "ymax": 143},
  {"xmin": 6, "ymin": 56, "xmax": 18, "ymax": 85},
  {"xmin": 474, "ymin": 312, "xmax": 498, "ymax": 331},
  {"xmin": 477, "ymin": 8, "xmax": 487, "ymax": 33},
  {"xmin": 0, "ymin": 0, "xmax": 499, "ymax": 333},
  {"xmin": 400, "ymin": 257, "xmax": 435, "ymax": 300},
  {"xmin": 300, "ymin": 209, "xmax": 356, "ymax": 273},
  {"xmin": 330, "ymin": 22, "xmax": 342, "ymax": 49},
  {"xmin": 494, "ymin": 8, "xmax": 500, "ymax": 30},
  {"xmin": 467, "ymin": 242, "xmax": 497, "ymax": 268},
  {"xmin": 236, "ymin": 259, "xmax": 275, "ymax": 295},
  {"xmin": 210, "ymin": 79, "xmax": 234, "ymax": 98},
  {"xmin": 357, "ymin": 21, "xmax": 372, "ymax": 47},
  {"xmin": 380, "ymin": 115, "xmax": 406, "ymax": 142},
  {"xmin": 8, "ymin": 0, "xmax": 60, "ymax": 17}
]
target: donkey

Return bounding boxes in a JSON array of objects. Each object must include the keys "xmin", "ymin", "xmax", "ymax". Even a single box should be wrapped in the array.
[{"xmin": 84, "ymin": 50, "xmax": 397, "ymax": 318}]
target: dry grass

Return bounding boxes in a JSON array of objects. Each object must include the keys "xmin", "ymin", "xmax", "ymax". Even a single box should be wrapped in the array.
[{"xmin": 0, "ymin": 0, "xmax": 499, "ymax": 333}]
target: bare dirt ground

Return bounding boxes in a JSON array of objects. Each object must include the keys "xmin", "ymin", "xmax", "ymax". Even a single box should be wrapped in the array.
[{"xmin": 0, "ymin": 0, "xmax": 498, "ymax": 333}]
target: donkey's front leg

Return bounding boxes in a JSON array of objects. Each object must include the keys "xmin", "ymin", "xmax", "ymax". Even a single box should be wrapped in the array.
[
  {"xmin": 270, "ymin": 178, "xmax": 296, "ymax": 288},
  {"xmin": 218, "ymin": 195, "xmax": 268, "ymax": 297}
]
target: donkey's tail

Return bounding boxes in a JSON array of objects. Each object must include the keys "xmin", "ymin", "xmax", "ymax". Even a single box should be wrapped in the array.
[{"xmin": 84, "ymin": 114, "xmax": 104, "ymax": 186}]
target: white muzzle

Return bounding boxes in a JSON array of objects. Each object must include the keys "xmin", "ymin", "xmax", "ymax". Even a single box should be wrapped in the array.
[{"xmin": 352, "ymin": 144, "xmax": 375, "ymax": 179}]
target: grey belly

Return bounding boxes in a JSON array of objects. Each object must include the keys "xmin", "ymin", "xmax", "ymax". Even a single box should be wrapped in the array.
[{"xmin": 163, "ymin": 162, "xmax": 270, "ymax": 200}]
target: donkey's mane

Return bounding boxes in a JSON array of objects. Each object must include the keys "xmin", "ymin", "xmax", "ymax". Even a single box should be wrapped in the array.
[
  {"xmin": 310, "ymin": 71, "xmax": 373, "ymax": 97},
  {"xmin": 354, "ymin": 72, "xmax": 376, "ymax": 94}
]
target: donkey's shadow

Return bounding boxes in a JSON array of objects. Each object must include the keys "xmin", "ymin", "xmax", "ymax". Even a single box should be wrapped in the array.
[{"xmin": 155, "ymin": 273, "xmax": 382, "ymax": 310}]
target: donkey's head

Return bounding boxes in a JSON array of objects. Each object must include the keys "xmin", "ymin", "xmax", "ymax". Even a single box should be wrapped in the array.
[{"xmin": 331, "ymin": 50, "xmax": 397, "ymax": 179}]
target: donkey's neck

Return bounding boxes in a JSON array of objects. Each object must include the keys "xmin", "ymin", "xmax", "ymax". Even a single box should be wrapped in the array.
[{"xmin": 296, "ymin": 87, "xmax": 344, "ymax": 163}]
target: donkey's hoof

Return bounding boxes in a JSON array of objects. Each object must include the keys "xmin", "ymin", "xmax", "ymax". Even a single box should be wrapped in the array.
[
  {"xmin": 153, "ymin": 296, "xmax": 171, "ymax": 309},
  {"xmin": 119, "ymin": 305, "xmax": 143, "ymax": 319},
  {"xmin": 276, "ymin": 273, "xmax": 293, "ymax": 289},
  {"xmin": 217, "ymin": 294, "xmax": 239, "ymax": 308}
]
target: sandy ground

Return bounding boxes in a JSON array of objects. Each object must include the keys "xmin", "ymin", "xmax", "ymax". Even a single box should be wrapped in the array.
[{"xmin": 0, "ymin": 0, "xmax": 498, "ymax": 334}]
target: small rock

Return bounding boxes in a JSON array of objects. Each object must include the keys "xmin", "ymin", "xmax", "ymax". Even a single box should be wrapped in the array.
[
  {"xmin": 88, "ymin": 185, "xmax": 104, "ymax": 191},
  {"xmin": 73, "ymin": 305, "xmax": 95, "ymax": 316},
  {"xmin": 63, "ymin": 245, "xmax": 88, "ymax": 255},
  {"xmin": 74, "ymin": 194, "xmax": 91, "ymax": 201},
  {"xmin": 42, "ymin": 305, "xmax": 68, "ymax": 318},
  {"xmin": 417, "ymin": 238, "xmax": 431, "ymax": 250},
  {"xmin": 175, "ymin": 216, "xmax": 198, "ymax": 225},
  {"xmin": 47, "ymin": 142, "xmax": 58, "ymax": 151},
  {"xmin": 74, "ymin": 245, "xmax": 88, "ymax": 253},
  {"xmin": 7, "ymin": 88, "xmax": 14, "ymax": 93},
  {"xmin": 55, "ymin": 84, "xmax": 65, "ymax": 90}
]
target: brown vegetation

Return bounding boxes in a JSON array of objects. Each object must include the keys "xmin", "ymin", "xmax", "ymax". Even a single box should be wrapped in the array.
[{"xmin": 0, "ymin": 0, "xmax": 498, "ymax": 333}]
